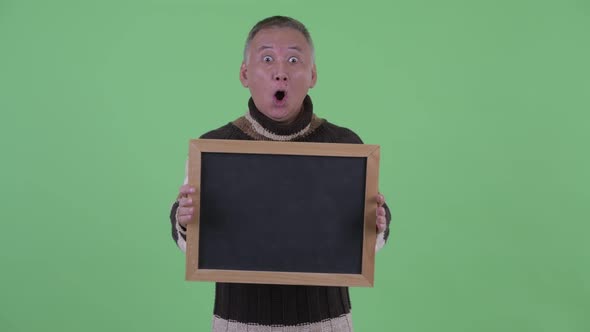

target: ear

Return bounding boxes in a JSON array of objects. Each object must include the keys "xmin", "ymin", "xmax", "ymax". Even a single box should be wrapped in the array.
[
  {"xmin": 310, "ymin": 64, "xmax": 317, "ymax": 88},
  {"xmin": 239, "ymin": 62, "xmax": 248, "ymax": 87}
]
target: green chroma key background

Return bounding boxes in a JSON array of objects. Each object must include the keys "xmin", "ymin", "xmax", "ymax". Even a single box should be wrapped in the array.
[{"xmin": 1, "ymin": 0, "xmax": 588, "ymax": 331}]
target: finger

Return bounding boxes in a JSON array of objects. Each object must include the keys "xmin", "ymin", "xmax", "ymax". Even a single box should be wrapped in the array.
[
  {"xmin": 177, "ymin": 206, "xmax": 194, "ymax": 217},
  {"xmin": 177, "ymin": 215, "xmax": 194, "ymax": 226},
  {"xmin": 377, "ymin": 193, "xmax": 385, "ymax": 206},
  {"xmin": 178, "ymin": 196, "xmax": 193, "ymax": 207},
  {"xmin": 178, "ymin": 184, "xmax": 196, "ymax": 197},
  {"xmin": 376, "ymin": 207, "xmax": 386, "ymax": 217}
]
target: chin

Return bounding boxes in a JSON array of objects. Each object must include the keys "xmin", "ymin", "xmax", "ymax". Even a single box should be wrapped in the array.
[
  {"xmin": 259, "ymin": 103, "xmax": 284, "ymax": 119},
  {"xmin": 268, "ymin": 111, "xmax": 291, "ymax": 122}
]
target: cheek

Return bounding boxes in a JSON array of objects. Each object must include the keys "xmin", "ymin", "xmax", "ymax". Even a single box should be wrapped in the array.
[
  {"xmin": 246, "ymin": 69, "xmax": 267, "ymax": 92},
  {"xmin": 290, "ymin": 70, "xmax": 313, "ymax": 85},
  {"xmin": 248, "ymin": 69, "xmax": 270, "ymax": 100},
  {"xmin": 250, "ymin": 67, "xmax": 269, "ymax": 81}
]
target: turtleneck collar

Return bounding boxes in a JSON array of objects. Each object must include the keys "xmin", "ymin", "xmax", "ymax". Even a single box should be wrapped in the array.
[{"xmin": 247, "ymin": 95, "xmax": 314, "ymax": 136}]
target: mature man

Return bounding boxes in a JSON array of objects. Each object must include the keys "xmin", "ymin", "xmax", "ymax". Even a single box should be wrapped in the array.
[{"xmin": 170, "ymin": 15, "xmax": 391, "ymax": 332}]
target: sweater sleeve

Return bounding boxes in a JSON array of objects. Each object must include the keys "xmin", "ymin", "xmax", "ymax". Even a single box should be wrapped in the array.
[
  {"xmin": 170, "ymin": 201, "xmax": 187, "ymax": 253},
  {"xmin": 170, "ymin": 124, "xmax": 236, "ymax": 253},
  {"xmin": 170, "ymin": 159, "xmax": 189, "ymax": 253},
  {"xmin": 375, "ymin": 202, "xmax": 392, "ymax": 252}
]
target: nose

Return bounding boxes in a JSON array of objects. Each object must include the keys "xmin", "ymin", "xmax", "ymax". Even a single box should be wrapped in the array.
[
  {"xmin": 272, "ymin": 63, "xmax": 289, "ymax": 83},
  {"xmin": 273, "ymin": 73, "xmax": 288, "ymax": 82},
  {"xmin": 272, "ymin": 59, "xmax": 289, "ymax": 82}
]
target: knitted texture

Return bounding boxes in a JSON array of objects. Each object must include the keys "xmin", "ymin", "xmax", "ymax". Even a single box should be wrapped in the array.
[{"xmin": 170, "ymin": 95, "xmax": 391, "ymax": 331}]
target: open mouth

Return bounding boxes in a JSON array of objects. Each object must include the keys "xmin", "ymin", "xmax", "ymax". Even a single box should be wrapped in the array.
[{"xmin": 274, "ymin": 90, "xmax": 286, "ymax": 101}]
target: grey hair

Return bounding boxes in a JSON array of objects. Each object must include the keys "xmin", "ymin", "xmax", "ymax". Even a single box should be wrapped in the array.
[{"xmin": 243, "ymin": 16, "xmax": 315, "ymax": 63}]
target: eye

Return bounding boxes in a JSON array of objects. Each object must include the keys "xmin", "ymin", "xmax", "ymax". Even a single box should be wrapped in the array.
[
  {"xmin": 288, "ymin": 56, "xmax": 299, "ymax": 63},
  {"xmin": 263, "ymin": 55, "xmax": 273, "ymax": 63}
]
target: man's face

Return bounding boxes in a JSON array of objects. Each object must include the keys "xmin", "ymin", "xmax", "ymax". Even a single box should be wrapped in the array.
[{"xmin": 240, "ymin": 27, "xmax": 317, "ymax": 124}]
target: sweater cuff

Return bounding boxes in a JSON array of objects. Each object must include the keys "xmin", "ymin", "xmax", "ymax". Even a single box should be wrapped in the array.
[
  {"xmin": 176, "ymin": 219, "xmax": 187, "ymax": 236},
  {"xmin": 174, "ymin": 202, "xmax": 187, "ymax": 234},
  {"xmin": 170, "ymin": 201, "xmax": 187, "ymax": 252},
  {"xmin": 376, "ymin": 201, "xmax": 392, "ymax": 252},
  {"xmin": 375, "ymin": 231, "xmax": 386, "ymax": 252}
]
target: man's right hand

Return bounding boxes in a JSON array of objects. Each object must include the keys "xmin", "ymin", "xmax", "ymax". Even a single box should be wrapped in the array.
[{"xmin": 176, "ymin": 184, "xmax": 196, "ymax": 226}]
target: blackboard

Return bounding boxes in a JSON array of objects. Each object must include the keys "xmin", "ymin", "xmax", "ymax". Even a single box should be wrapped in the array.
[{"xmin": 185, "ymin": 139, "xmax": 380, "ymax": 287}]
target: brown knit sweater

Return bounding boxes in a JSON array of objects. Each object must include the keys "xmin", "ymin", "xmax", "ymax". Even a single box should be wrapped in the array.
[{"xmin": 170, "ymin": 95, "xmax": 391, "ymax": 331}]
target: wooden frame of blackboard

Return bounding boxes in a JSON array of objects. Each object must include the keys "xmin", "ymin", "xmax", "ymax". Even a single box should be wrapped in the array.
[{"xmin": 185, "ymin": 139, "xmax": 380, "ymax": 287}]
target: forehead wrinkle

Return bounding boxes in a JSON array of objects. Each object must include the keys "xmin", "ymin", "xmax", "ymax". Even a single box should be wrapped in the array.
[
  {"xmin": 256, "ymin": 45, "xmax": 274, "ymax": 54},
  {"xmin": 256, "ymin": 44, "xmax": 304, "ymax": 52}
]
